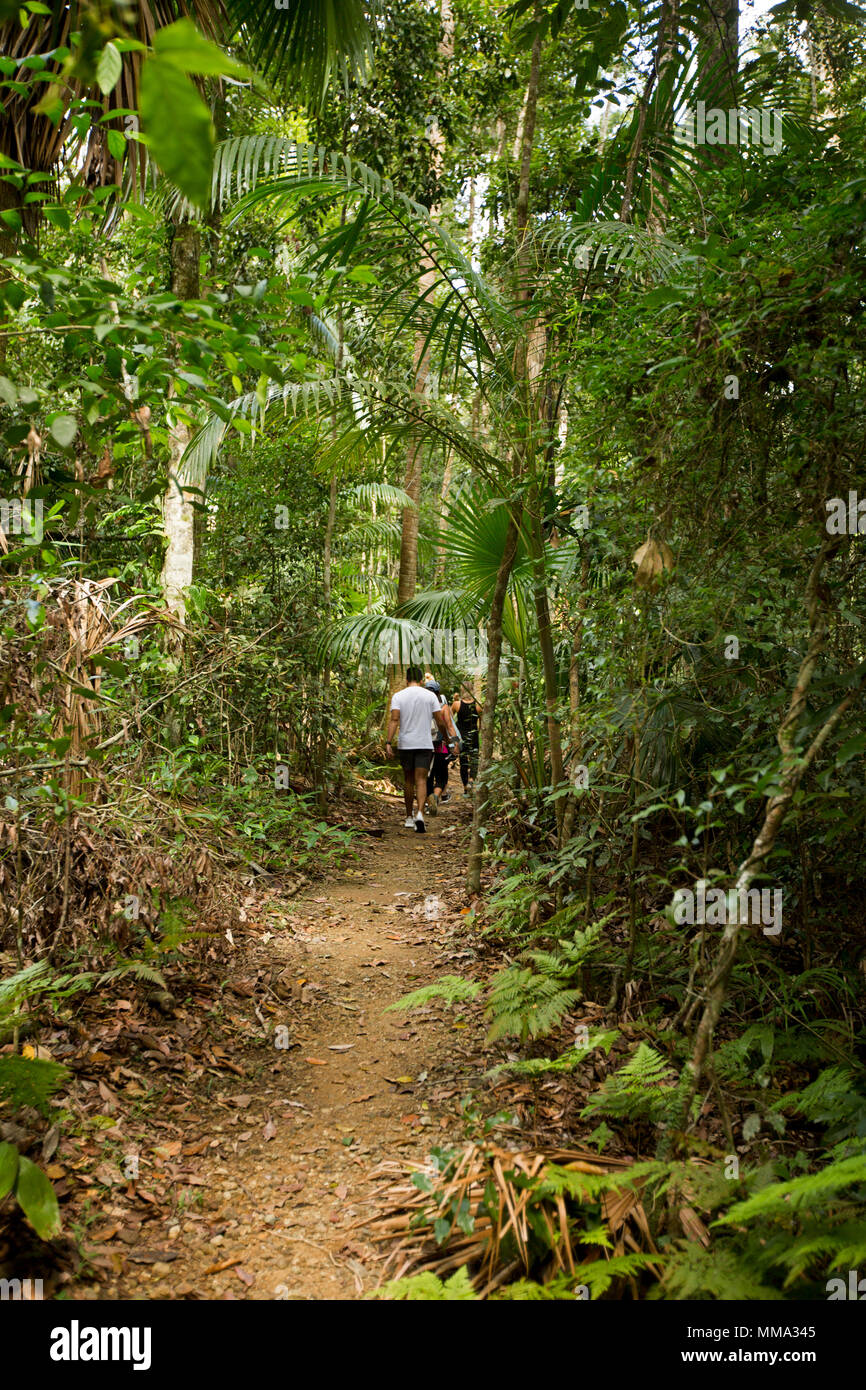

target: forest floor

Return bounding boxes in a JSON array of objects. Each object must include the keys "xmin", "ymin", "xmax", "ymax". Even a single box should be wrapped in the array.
[{"xmin": 59, "ymin": 785, "xmax": 493, "ymax": 1301}]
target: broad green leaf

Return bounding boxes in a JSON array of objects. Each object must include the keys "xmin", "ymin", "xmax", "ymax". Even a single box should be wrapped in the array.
[
  {"xmin": 49, "ymin": 414, "xmax": 77, "ymax": 447},
  {"xmin": 139, "ymin": 58, "xmax": 213, "ymax": 208},
  {"xmin": 15, "ymin": 1156, "xmax": 61, "ymax": 1240},
  {"xmin": 153, "ymin": 18, "xmax": 248, "ymax": 78},
  {"xmin": 837, "ymin": 733, "xmax": 866, "ymax": 765},
  {"xmin": 0, "ymin": 1141, "xmax": 18, "ymax": 1199},
  {"xmin": 106, "ymin": 128, "xmax": 127, "ymax": 161},
  {"xmin": 95, "ymin": 42, "xmax": 122, "ymax": 95}
]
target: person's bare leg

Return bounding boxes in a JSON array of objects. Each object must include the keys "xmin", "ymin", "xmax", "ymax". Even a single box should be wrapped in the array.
[
  {"xmin": 415, "ymin": 767, "xmax": 428, "ymax": 816},
  {"xmin": 404, "ymin": 770, "xmax": 415, "ymax": 817}
]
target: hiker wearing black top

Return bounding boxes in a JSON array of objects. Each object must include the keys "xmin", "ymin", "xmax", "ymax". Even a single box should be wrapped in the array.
[
  {"xmin": 452, "ymin": 687, "xmax": 482, "ymax": 791},
  {"xmin": 424, "ymin": 679, "xmax": 458, "ymax": 815}
]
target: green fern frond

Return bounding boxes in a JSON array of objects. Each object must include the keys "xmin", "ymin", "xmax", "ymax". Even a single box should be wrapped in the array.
[
  {"xmin": 774, "ymin": 1221, "xmax": 866, "ymax": 1283},
  {"xmin": 346, "ymin": 481, "xmax": 417, "ymax": 511},
  {"xmin": 775, "ymin": 1065, "xmax": 866, "ymax": 1145},
  {"xmin": 581, "ymin": 1043, "xmax": 677, "ymax": 1124},
  {"xmin": 572, "ymin": 1251, "xmax": 662, "ymax": 1298},
  {"xmin": 371, "ymin": 1266, "xmax": 478, "ymax": 1300},
  {"xmin": 485, "ymin": 966, "xmax": 581, "ymax": 1043},
  {"xmin": 657, "ymin": 1243, "xmax": 783, "ymax": 1302},
  {"xmin": 0, "ymin": 960, "xmax": 51, "ymax": 1017},
  {"xmin": 492, "ymin": 1275, "xmax": 577, "ymax": 1300},
  {"xmin": 715, "ymin": 1153, "xmax": 866, "ymax": 1226},
  {"xmin": 539, "ymin": 1158, "xmax": 668, "ymax": 1205},
  {"xmin": 98, "ymin": 961, "xmax": 167, "ymax": 989},
  {"xmin": 385, "ymin": 975, "xmax": 482, "ymax": 1013},
  {"xmin": 486, "ymin": 1028, "xmax": 620, "ymax": 1080},
  {"xmin": 0, "ymin": 1055, "xmax": 71, "ymax": 1115}
]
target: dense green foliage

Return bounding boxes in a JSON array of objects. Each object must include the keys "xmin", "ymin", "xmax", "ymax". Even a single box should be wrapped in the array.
[{"xmin": 1, "ymin": 0, "xmax": 864, "ymax": 1301}]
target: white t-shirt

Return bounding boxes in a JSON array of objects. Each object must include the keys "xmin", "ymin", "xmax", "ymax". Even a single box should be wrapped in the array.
[{"xmin": 390, "ymin": 685, "xmax": 440, "ymax": 750}]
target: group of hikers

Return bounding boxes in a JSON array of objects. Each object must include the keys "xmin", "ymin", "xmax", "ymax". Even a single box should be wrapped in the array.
[{"xmin": 385, "ymin": 666, "xmax": 482, "ymax": 832}]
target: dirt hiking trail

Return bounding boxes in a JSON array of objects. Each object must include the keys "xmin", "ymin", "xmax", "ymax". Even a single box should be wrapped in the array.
[{"xmin": 101, "ymin": 788, "xmax": 483, "ymax": 1301}]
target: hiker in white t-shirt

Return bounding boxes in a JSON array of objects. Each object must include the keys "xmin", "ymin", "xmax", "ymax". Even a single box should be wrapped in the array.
[{"xmin": 385, "ymin": 666, "xmax": 449, "ymax": 833}]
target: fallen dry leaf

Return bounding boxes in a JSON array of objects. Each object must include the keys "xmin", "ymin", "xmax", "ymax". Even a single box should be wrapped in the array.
[
  {"xmin": 183, "ymin": 1138, "xmax": 211, "ymax": 1156},
  {"xmin": 204, "ymin": 1256, "xmax": 242, "ymax": 1275},
  {"xmin": 91, "ymin": 1223, "xmax": 121, "ymax": 1242}
]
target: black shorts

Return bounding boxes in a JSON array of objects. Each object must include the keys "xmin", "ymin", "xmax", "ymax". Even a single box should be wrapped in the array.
[{"xmin": 399, "ymin": 748, "xmax": 434, "ymax": 774}]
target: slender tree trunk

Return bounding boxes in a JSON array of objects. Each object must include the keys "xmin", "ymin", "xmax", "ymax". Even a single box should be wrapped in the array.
[
  {"xmin": 466, "ymin": 508, "xmax": 522, "ymax": 893},
  {"xmin": 697, "ymin": 0, "xmax": 738, "ymax": 108},
  {"xmin": 396, "ymin": 0, "xmax": 454, "ymax": 608},
  {"xmin": 466, "ymin": 18, "xmax": 542, "ymax": 894},
  {"xmin": 160, "ymin": 221, "xmax": 201, "ymax": 635},
  {"xmin": 528, "ymin": 506, "xmax": 564, "ymax": 826},
  {"xmin": 433, "ymin": 448, "xmax": 453, "ymax": 586},
  {"xmin": 316, "ymin": 467, "xmax": 338, "ymax": 811},
  {"xmin": 646, "ymin": 0, "xmax": 680, "ymax": 233},
  {"xmin": 0, "ymin": 180, "xmax": 22, "ymax": 369},
  {"xmin": 317, "ymin": 309, "xmax": 344, "ymax": 809},
  {"xmin": 697, "ymin": 0, "xmax": 739, "ymax": 169},
  {"xmin": 557, "ymin": 546, "xmax": 590, "ymax": 854},
  {"xmin": 621, "ymin": 0, "xmax": 679, "ymax": 224},
  {"xmin": 514, "ymin": 28, "xmax": 542, "ymax": 264}
]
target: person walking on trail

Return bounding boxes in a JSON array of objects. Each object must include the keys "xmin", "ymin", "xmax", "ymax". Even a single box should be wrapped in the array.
[
  {"xmin": 386, "ymin": 666, "xmax": 449, "ymax": 833},
  {"xmin": 423, "ymin": 678, "xmax": 459, "ymax": 816},
  {"xmin": 452, "ymin": 686, "xmax": 482, "ymax": 793}
]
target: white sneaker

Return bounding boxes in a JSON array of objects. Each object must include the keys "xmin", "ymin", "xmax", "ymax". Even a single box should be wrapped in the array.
[
  {"xmin": 415, "ymin": 814, "xmax": 426, "ymax": 834},
  {"xmin": 404, "ymin": 816, "xmax": 416, "ymax": 829}
]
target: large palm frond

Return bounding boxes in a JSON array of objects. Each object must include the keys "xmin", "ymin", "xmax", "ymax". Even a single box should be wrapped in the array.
[
  {"xmin": 181, "ymin": 372, "xmax": 504, "ymax": 494},
  {"xmin": 223, "ymin": 0, "xmax": 375, "ymax": 109},
  {"xmin": 208, "ymin": 138, "xmax": 519, "ymax": 389}
]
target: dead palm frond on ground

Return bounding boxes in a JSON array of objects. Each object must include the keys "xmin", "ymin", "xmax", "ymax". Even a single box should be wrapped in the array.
[{"xmin": 360, "ymin": 1141, "xmax": 664, "ymax": 1298}]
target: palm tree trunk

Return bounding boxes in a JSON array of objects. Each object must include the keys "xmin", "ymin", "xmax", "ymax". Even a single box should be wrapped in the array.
[
  {"xmin": 557, "ymin": 546, "xmax": 590, "ymax": 855},
  {"xmin": 317, "ymin": 309, "xmax": 344, "ymax": 808},
  {"xmin": 433, "ymin": 447, "xmax": 453, "ymax": 586},
  {"xmin": 466, "ymin": 16, "xmax": 542, "ymax": 894},
  {"xmin": 698, "ymin": 0, "xmax": 739, "ymax": 109},
  {"xmin": 317, "ymin": 467, "xmax": 338, "ymax": 811},
  {"xmin": 621, "ymin": 0, "xmax": 679, "ymax": 223},
  {"xmin": 396, "ymin": 0, "xmax": 454, "ymax": 608},
  {"xmin": 396, "ymin": 343, "xmax": 429, "ymax": 607}
]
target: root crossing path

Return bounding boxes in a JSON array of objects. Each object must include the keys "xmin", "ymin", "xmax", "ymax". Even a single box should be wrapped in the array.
[{"xmin": 111, "ymin": 789, "xmax": 482, "ymax": 1301}]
